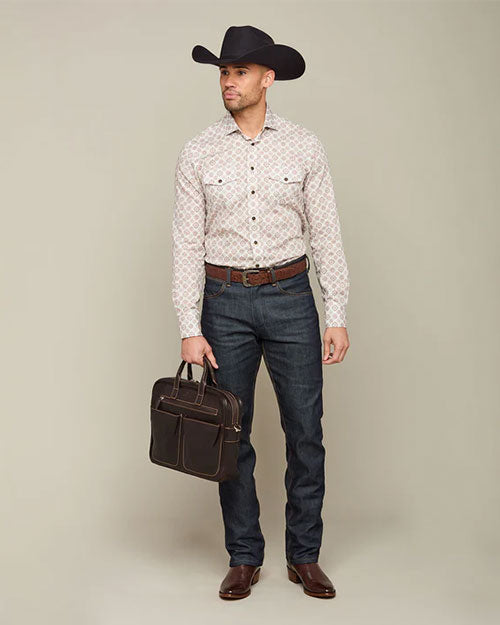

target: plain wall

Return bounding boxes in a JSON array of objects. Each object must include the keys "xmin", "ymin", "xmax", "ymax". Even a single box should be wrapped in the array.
[{"xmin": 1, "ymin": 1, "xmax": 499, "ymax": 623}]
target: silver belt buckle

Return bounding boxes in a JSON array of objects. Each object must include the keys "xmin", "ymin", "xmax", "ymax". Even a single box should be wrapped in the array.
[{"xmin": 241, "ymin": 268, "xmax": 260, "ymax": 287}]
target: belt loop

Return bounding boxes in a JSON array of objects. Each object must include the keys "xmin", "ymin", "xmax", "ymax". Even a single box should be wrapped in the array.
[
  {"xmin": 269, "ymin": 267, "xmax": 277, "ymax": 286},
  {"xmin": 305, "ymin": 254, "xmax": 310, "ymax": 273},
  {"xmin": 226, "ymin": 266, "xmax": 231, "ymax": 286}
]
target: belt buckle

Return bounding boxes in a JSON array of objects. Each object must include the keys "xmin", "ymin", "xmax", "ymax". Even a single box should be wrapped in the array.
[{"xmin": 241, "ymin": 268, "xmax": 260, "ymax": 287}]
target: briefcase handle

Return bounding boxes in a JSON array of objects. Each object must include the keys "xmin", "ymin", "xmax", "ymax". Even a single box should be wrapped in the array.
[
  {"xmin": 202, "ymin": 354, "xmax": 217, "ymax": 385},
  {"xmin": 174, "ymin": 359, "xmax": 194, "ymax": 382},
  {"xmin": 195, "ymin": 355, "xmax": 219, "ymax": 403},
  {"xmin": 170, "ymin": 355, "xmax": 218, "ymax": 401}
]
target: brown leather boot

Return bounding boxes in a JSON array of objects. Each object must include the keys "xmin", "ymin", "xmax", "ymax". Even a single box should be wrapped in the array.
[
  {"xmin": 219, "ymin": 564, "xmax": 262, "ymax": 600},
  {"xmin": 286, "ymin": 561, "xmax": 336, "ymax": 598}
]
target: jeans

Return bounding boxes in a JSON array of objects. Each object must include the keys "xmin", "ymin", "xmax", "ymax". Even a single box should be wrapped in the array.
[{"xmin": 200, "ymin": 253, "xmax": 325, "ymax": 567}]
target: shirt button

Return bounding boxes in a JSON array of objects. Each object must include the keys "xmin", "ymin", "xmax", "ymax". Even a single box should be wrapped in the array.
[
  {"xmin": 218, "ymin": 179, "xmax": 222, "ymax": 183},
  {"xmin": 255, "ymin": 263, "xmax": 260, "ymax": 267},
  {"xmin": 251, "ymin": 190, "xmax": 255, "ymax": 194},
  {"xmin": 251, "ymin": 216, "xmax": 256, "ymax": 220},
  {"xmin": 254, "ymin": 240, "xmax": 258, "ymax": 244},
  {"xmin": 250, "ymin": 166, "xmax": 254, "ymax": 170},
  {"xmin": 284, "ymin": 177, "xmax": 288, "ymax": 181},
  {"xmin": 251, "ymin": 142, "xmax": 255, "ymax": 146}
]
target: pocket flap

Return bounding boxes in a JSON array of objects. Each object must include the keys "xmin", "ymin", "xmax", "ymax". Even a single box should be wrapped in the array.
[
  {"xmin": 182, "ymin": 416, "xmax": 222, "ymax": 446},
  {"xmin": 267, "ymin": 167, "xmax": 304, "ymax": 184},
  {"xmin": 202, "ymin": 171, "xmax": 239, "ymax": 185}
]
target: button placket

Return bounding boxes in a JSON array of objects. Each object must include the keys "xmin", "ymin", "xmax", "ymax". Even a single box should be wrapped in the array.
[{"xmin": 247, "ymin": 139, "xmax": 260, "ymax": 263}]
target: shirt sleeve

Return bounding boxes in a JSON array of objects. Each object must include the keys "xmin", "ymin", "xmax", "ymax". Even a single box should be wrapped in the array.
[
  {"xmin": 171, "ymin": 143, "xmax": 206, "ymax": 339},
  {"xmin": 303, "ymin": 135, "xmax": 350, "ymax": 327}
]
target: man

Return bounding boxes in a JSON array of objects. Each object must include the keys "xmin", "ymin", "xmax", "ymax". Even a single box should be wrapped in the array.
[{"xmin": 171, "ymin": 25, "xmax": 350, "ymax": 599}]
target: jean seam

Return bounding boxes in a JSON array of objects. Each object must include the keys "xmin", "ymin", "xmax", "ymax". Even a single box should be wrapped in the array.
[
  {"xmin": 275, "ymin": 267, "xmax": 313, "ymax": 296},
  {"xmin": 227, "ymin": 349, "xmax": 264, "ymax": 567},
  {"xmin": 261, "ymin": 342, "xmax": 288, "ymax": 438},
  {"xmin": 276, "ymin": 284, "xmax": 313, "ymax": 296}
]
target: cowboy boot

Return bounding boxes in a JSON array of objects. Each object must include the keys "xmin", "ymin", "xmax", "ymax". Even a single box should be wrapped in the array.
[
  {"xmin": 286, "ymin": 561, "xmax": 336, "ymax": 598},
  {"xmin": 219, "ymin": 564, "xmax": 262, "ymax": 599}
]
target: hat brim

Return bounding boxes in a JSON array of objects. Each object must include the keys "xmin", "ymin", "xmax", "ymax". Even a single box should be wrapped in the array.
[{"xmin": 191, "ymin": 43, "xmax": 305, "ymax": 80}]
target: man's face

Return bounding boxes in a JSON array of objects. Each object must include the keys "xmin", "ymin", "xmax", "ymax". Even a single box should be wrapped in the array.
[{"xmin": 219, "ymin": 62, "xmax": 274, "ymax": 111}]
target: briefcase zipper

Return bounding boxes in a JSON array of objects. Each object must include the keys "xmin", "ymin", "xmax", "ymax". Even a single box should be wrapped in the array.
[
  {"xmin": 158, "ymin": 389, "xmax": 241, "ymax": 429},
  {"xmin": 217, "ymin": 388, "xmax": 242, "ymax": 428},
  {"xmin": 158, "ymin": 395, "xmax": 218, "ymax": 416},
  {"xmin": 157, "ymin": 397, "xmax": 240, "ymax": 433}
]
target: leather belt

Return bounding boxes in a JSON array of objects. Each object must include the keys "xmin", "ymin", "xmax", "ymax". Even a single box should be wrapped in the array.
[{"xmin": 205, "ymin": 255, "xmax": 309, "ymax": 287}]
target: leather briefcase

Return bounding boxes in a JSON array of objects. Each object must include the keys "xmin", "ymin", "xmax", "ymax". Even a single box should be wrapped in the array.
[{"xmin": 149, "ymin": 355, "xmax": 243, "ymax": 482}]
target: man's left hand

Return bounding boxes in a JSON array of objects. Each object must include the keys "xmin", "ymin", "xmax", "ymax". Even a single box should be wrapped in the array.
[{"xmin": 322, "ymin": 327, "xmax": 350, "ymax": 364}]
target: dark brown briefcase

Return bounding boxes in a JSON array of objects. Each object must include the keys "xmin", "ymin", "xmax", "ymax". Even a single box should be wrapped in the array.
[{"xmin": 149, "ymin": 355, "xmax": 243, "ymax": 482}]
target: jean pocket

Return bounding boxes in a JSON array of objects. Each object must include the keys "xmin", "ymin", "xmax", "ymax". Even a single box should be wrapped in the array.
[
  {"xmin": 276, "ymin": 270, "xmax": 313, "ymax": 296},
  {"xmin": 203, "ymin": 275, "xmax": 226, "ymax": 298}
]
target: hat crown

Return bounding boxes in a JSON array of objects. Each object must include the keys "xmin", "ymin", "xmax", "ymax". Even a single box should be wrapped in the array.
[
  {"xmin": 219, "ymin": 25, "xmax": 274, "ymax": 61},
  {"xmin": 191, "ymin": 24, "xmax": 305, "ymax": 80}
]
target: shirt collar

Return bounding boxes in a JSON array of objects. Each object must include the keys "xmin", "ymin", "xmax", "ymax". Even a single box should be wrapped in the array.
[{"xmin": 219, "ymin": 102, "xmax": 281, "ymax": 136}]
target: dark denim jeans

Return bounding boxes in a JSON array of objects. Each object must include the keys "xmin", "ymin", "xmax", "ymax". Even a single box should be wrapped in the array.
[{"xmin": 200, "ymin": 253, "xmax": 325, "ymax": 567}]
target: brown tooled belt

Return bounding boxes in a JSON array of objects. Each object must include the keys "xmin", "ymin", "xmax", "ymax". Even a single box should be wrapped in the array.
[{"xmin": 204, "ymin": 255, "xmax": 309, "ymax": 287}]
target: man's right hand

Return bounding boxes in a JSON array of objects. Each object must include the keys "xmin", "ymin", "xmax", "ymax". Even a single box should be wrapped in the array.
[{"xmin": 181, "ymin": 335, "xmax": 219, "ymax": 369}]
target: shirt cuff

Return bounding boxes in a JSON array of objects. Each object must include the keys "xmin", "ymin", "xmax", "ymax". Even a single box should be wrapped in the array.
[
  {"xmin": 178, "ymin": 310, "xmax": 202, "ymax": 339},
  {"xmin": 324, "ymin": 303, "xmax": 347, "ymax": 328}
]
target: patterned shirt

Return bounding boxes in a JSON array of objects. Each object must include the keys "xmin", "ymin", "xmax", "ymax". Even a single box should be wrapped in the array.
[{"xmin": 171, "ymin": 102, "xmax": 350, "ymax": 339}]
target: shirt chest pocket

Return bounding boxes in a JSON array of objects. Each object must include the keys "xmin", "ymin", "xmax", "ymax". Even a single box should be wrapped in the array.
[
  {"xmin": 265, "ymin": 166, "xmax": 305, "ymax": 205},
  {"xmin": 202, "ymin": 170, "xmax": 241, "ymax": 207}
]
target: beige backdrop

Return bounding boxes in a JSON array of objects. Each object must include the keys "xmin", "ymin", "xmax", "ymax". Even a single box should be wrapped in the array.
[{"xmin": 1, "ymin": 1, "xmax": 499, "ymax": 623}]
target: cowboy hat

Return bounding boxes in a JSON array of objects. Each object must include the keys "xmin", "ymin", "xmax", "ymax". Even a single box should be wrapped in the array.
[{"xmin": 192, "ymin": 25, "xmax": 305, "ymax": 80}]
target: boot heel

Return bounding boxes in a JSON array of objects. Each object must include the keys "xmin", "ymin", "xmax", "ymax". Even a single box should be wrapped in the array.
[
  {"xmin": 287, "ymin": 566, "xmax": 301, "ymax": 583},
  {"xmin": 251, "ymin": 568, "xmax": 260, "ymax": 584}
]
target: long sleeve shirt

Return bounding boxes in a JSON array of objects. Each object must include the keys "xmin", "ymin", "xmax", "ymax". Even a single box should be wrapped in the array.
[{"xmin": 171, "ymin": 102, "xmax": 350, "ymax": 339}]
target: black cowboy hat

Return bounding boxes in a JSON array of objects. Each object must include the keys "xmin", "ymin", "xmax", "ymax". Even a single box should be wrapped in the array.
[{"xmin": 192, "ymin": 25, "xmax": 305, "ymax": 81}]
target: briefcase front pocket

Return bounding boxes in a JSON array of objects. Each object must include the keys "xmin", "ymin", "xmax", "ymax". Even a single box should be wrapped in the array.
[
  {"xmin": 150, "ymin": 408, "xmax": 182, "ymax": 467},
  {"xmin": 181, "ymin": 416, "xmax": 224, "ymax": 477}
]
